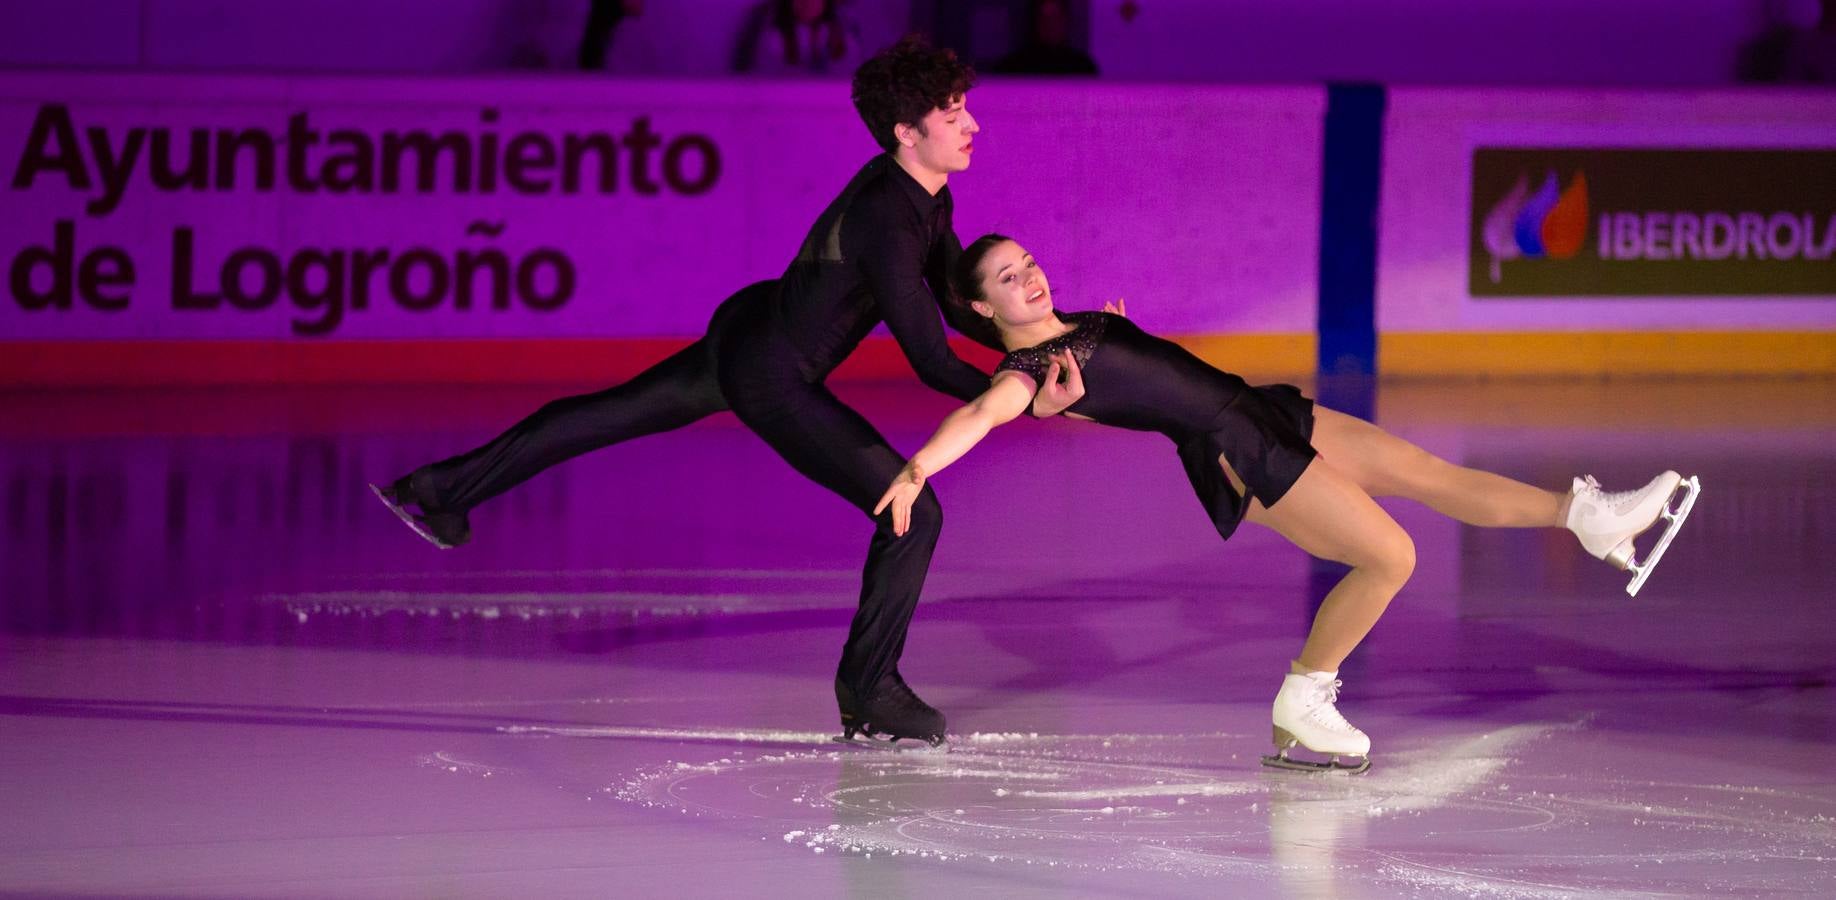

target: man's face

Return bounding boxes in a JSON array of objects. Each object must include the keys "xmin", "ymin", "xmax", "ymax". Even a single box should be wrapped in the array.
[{"xmin": 903, "ymin": 95, "xmax": 979, "ymax": 175}]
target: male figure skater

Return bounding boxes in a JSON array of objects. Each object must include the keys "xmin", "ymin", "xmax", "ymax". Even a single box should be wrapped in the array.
[{"xmin": 374, "ymin": 37, "xmax": 1082, "ymax": 745}]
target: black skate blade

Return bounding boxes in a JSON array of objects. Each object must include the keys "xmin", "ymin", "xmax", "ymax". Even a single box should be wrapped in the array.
[
  {"xmin": 1260, "ymin": 752, "xmax": 1370, "ymax": 775},
  {"xmin": 369, "ymin": 482, "xmax": 454, "ymax": 550},
  {"xmin": 831, "ymin": 734, "xmax": 948, "ymax": 753}
]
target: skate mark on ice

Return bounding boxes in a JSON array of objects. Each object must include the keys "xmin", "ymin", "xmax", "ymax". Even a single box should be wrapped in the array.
[
  {"xmin": 1370, "ymin": 857, "xmax": 1623, "ymax": 900},
  {"xmin": 1359, "ymin": 735, "xmax": 1836, "ymax": 896},
  {"xmin": 596, "ymin": 722, "xmax": 1836, "ymax": 893},
  {"xmin": 501, "ymin": 723, "xmax": 834, "ymax": 745},
  {"xmin": 325, "ymin": 695, "xmax": 663, "ymax": 712},
  {"xmin": 358, "ymin": 566, "xmax": 862, "ymax": 582},
  {"xmin": 416, "ymin": 751, "xmax": 514, "ymax": 778},
  {"xmin": 606, "ymin": 731, "xmax": 1373, "ymax": 877},
  {"xmin": 1370, "ymin": 722, "xmax": 1572, "ymax": 817},
  {"xmin": 271, "ymin": 589, "xmax": 840, "ymax": 624},
  {"xmin": 1005, "ymin": 781, "xmax": 1259, "ymax": 801}
]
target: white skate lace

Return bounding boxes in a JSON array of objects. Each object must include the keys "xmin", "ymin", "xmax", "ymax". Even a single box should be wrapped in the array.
[
  {"xmin": 1307, "ymin": 679, "xmax": 1358, "ymax": 734},
  {"xmin": 1576, "ymin": 475, "xmax": 1645, "ymax": 512}
]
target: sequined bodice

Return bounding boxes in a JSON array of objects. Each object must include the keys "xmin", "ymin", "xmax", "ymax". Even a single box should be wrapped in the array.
[{"xmin": 995, "ymin": 311, "xmax": 1109, "ymax": 386}]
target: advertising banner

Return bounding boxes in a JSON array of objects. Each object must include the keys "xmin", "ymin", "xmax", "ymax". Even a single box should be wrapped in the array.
[
  {"xmin": 2, "ymin": 73, "xmax": 1325, "ymax": 343},
  {"xmin": 1472, "ymin": 148, "xmax": 1836, "ymax": 297}
]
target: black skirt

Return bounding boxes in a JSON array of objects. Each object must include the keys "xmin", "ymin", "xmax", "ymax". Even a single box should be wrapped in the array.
[{"xmin": 1174, "ymin": 383, "xmax": 1318, "ymax": 541}]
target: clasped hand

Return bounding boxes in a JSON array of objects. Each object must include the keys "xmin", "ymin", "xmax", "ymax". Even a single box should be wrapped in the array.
[{"xmin": 1028, "ymin": 349, "xmax": 1085, "ymax": 417}]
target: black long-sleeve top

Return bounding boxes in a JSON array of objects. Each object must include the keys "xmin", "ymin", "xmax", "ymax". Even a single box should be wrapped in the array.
[{"xmin": 770, "ymin": 155, "xmax": 989, "ymax": 402}]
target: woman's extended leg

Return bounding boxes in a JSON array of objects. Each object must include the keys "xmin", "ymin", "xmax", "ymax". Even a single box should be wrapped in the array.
[
  {"xmin": 1307, "ymin": 406, "xmax": 1564, "ymax": 528},
  {"xmin": 1303, "ymin": 403, "xmax": 1698, "ymax": 594}
]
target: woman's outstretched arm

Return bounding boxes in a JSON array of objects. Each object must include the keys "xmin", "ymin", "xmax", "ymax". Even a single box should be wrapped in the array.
[{"xmin": 874, "ymin": 360, "xmax": 1062, "ymax": 536}]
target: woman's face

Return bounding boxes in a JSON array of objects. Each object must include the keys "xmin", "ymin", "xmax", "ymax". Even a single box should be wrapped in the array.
[{"xmin": 971, "ymin": 240, "xmax": 1054, "ymax": 328}]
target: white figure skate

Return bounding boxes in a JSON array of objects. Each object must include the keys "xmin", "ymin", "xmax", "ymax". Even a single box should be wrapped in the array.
[
  {"xmin": 1565, "ymin": 471, "xmax": 1701, "ymax": 596},
  {"xmin": 1262, "ymin": 670, "xmax": 1371, "ymax": 775}
]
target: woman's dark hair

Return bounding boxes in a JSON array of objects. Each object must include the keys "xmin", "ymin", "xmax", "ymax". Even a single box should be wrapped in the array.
[
  {"xmin": 950, "ymin": 233, "xmax": 1013, "ymax": 303},
  {"xmin": 851, "ymin": 35, "xmax": 975, "ymax": 153},
  {"xmin": 938, "ymin": 233, "xmax": 1014, "ymax": 351}
]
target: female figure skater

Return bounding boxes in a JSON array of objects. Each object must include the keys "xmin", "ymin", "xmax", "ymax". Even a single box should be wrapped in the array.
[{"xmin": 875, "ymin": 235, "xmax": 1699, "ymax": 772}]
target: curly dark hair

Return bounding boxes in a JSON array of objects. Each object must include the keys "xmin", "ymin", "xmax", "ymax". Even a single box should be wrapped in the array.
[
  {"xmin": 851, "ymin": 35, "xmax": 976, "ymax": 153},
  {"xmin": 940, "ymin": 233, "xmax": 1013, "ymax": 351}
]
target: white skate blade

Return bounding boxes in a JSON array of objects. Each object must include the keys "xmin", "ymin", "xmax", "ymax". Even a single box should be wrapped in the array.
[
  {"xmin": 369, "ymin": 482, "xmax": 454, "ymax": 550},
  {"xmin": 1260, "ymin": 751, "xmax": 1370, "ymax": 775},
  {"xmin": 832, "ymin": 734, "xmax": 948, "ymax": 753},
  {"xmin": 1625, "ymin": 475, "xmax": 1700, "ymax": 597}
]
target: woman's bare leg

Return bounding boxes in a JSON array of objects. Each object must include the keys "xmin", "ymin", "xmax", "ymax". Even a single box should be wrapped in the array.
[
  {"xmin": 1232, "ymin": 457, "xmax": 1416, "ymax": 672},
  {"xmin": 1308, "ymin": 406, "xmax": 1564, "ymax": 528}
]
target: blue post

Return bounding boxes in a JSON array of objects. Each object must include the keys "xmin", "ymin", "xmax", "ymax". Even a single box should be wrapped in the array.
[{"xmin": 1315, "ymin": 82, "xmax": 1386, "ymax": 421}]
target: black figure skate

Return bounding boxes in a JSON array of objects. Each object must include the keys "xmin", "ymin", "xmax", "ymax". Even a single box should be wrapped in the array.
[
  {"xmin": 369, "ymin": 472, "xmax": 471, "ymax": 549},
  {"xmin": 833, "ymin": 671, "xmax": 947, "ymax": 751}
]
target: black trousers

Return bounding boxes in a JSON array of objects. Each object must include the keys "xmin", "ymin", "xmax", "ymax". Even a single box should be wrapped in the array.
[{"xmin": 417, "ymin": 281, "xmax": 944, "ymax": 699}]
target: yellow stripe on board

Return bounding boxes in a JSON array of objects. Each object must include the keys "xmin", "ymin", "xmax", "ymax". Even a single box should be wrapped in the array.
[
  {"xmin": 1169, "ymin": 333, "xmax": 1317, "ymax": 380},
  {"xmin": 1171, "ymin": 331, "xmax": 1836, "ymax": 378},
  {"xmin": 2, "ymin": 331, "xmax": 1830, "ymax": 386},
  {"xmin": 1379, "ymin": 332, "xmax": 1836, "ymax": 377}
]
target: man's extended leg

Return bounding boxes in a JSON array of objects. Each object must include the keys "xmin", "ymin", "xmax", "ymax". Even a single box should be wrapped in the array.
[
  {"xmin": 379, "ymin": 337, "xmax": 727, "ymax": 548},
  {"xmin": 377, "ymin": 281, "xmax": 776, "ymax": 547}
]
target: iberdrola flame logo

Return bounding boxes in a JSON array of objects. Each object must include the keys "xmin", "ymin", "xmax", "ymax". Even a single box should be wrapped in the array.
[{"xmin": 1482, "ymin": 169, "xmax": 1589, "ymax": 283}]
